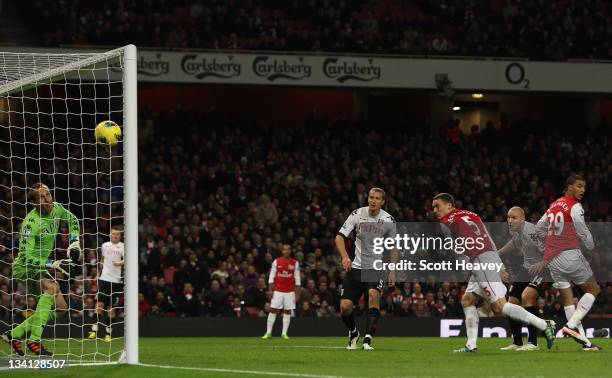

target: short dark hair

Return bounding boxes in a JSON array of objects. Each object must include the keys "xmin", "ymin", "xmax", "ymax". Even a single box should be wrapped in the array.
[
  {"xmin": 565, "ymin": 173, "xmax": 585, "ymax": 189},
  {"xmin": 111, "ymin": 225, "xmax": 123, "ymax": 232},
  {"xmin": 27, "ymin": 182, "xmax": 47, "ymax": 204},
  {"xmin": 433, "ymin": 193, "xmax": 455, "ymax": 206}
]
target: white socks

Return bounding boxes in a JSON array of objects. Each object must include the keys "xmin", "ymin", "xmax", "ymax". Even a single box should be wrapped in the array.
[
  {"xmin": 464, "ymin": 306, "xmax": 479, "ymax": 350},
  {"xmin": 564, "ymin": 305, "xmax": 586, "ymax": 337},
  {"xmin": 282, "ymin": 314, "xmax": 291, "ymax": 336},
  {"xmin": 266, "ymin": 313, "xmax": 276, "ymax": 335},
  {"xmin": 567, "ymin": 293, "xmax": 595, "ymax": 329},
  {"xmin": 502, "ymin": 302, "xmax": 546, "ymax": 331}
]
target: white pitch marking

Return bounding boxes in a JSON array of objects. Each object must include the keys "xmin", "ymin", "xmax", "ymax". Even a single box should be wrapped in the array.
[{"xmin": 138, "ymin": 362, "xmax": 362, "ymax": 378}]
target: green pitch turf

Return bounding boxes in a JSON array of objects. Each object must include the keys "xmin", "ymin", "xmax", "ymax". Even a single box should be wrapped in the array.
[{"xmin": 2, "ymin": 337, "xmax": 611, "ymax": 377}]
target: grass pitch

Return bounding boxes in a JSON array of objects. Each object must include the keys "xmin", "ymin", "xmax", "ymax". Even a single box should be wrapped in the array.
[{"xmin": 2, "ymin": 337, "xmax": 611, "ymax": 377}]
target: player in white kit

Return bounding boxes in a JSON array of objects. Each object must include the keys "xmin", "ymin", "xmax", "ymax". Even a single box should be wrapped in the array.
[{"xmin": 88, "ymin": 226, "xmax": 124, "ymax": 342}]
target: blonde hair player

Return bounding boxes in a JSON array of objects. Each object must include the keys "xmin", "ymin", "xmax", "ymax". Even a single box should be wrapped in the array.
[{"xmin": 88, "ymin": 225, "xmax": 125, "ymax": 342}]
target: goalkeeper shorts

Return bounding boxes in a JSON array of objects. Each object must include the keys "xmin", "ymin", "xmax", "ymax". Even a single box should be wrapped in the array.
[{"xmin": 12, "ymin": 263, "xmax": 53, "ymax": 298}]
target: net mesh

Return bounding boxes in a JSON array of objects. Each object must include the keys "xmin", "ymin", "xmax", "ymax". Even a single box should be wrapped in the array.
[{"xmin": 0, "ymin": 49, "xmax": 126, "ymax": 364}]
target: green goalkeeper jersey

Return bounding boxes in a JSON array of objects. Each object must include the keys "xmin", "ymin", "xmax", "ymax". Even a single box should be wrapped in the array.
[{"xmin": 14, "ymin": 202, "xmax": 80, "ymax": 269}]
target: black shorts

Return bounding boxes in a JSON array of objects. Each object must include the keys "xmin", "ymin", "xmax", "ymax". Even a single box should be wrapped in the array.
[
  {"xmin": 341, "ymin": 268, "xmax": 384, "ymax": 304},
  {"xmin": 97, "ymin": 279, "xmax": 123, "ymax": 307},
  {"xmin": 508, "ymin": 267, "xmax": 550, "ymax": 299}
]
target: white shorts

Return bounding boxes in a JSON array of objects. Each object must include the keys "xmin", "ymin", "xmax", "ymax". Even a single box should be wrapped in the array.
[
  {"xmin": 465, "ymin": 251, "xmax": 507, "ymax": 303},
  {"xmin": 548, "ymin": 249, "xmax": 594, "ymax": 286},
  {"xmin": 270, "ymin": 291, "xmax": 296, "ymax": 310}
]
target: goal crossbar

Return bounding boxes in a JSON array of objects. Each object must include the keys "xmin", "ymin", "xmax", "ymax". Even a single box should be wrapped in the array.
[{"xmin": 0, "ymin": 46, "xmax": 125, "ymax": 96}]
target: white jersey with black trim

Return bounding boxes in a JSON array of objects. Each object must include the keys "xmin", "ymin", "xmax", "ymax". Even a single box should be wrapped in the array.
[
  {"xmin": 99, "ymin": 241, "xmax": 124, "ymax": 283},
  {"xmin": 338, "ymin": 207, "xmax": 396, "ymax": 269}
]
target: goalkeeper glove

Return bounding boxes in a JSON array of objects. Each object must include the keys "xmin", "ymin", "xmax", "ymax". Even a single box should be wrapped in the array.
[
  {"xmin": 68, "ymin": 237, "xmax": 81, "ymax": 262},
  {"xmin": 46, "ymin": 259, "xmax": 71, "ymax": 276}
]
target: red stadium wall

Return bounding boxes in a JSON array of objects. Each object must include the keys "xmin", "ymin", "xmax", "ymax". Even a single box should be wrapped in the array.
[{"xmin": 139, "ymin": 85, "xmax": 356, "ymax": 123}]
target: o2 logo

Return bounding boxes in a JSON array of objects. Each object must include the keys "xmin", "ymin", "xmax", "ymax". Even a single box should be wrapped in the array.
[{"xmin": 505, "ymin": 63, "xmax": 530, "ymax": 89}]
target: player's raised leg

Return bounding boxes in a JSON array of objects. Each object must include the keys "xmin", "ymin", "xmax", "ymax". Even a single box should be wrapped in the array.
[
  {"xmin": 11, "ymin": 277, "xmax": 67, "ymax": 356},
  {"xmin": 491, "ymin": 296, "xmax": 556, "ymax": 349}
]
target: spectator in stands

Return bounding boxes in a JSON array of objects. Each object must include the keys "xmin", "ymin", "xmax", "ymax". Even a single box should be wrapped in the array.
[
  {"xmin": 203, "ymin": 279, "xmax": 228, "ymax": 316},
  {"xmin": 395, "ymin": 299, "xmax": 415, "ymax": 317},
  {"xmin": 245, "ymin": 278, "xmax": 268, "ymax": 309}
]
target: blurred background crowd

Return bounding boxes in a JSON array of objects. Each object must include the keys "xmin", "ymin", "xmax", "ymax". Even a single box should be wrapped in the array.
[
  {"xmin": 4, "ymin": 112, "xmax": 611, "ymax": 322},
  {"xmin": 20, "ymin": 0, "xmax": 612, "ymax": 60}
]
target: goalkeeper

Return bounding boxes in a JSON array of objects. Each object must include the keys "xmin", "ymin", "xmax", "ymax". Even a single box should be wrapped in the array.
[{"xmin": 2, "ymin": 183, "xmax": 81, "ymax": 356}]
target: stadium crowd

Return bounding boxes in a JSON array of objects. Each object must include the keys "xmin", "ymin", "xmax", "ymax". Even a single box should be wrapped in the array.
[
  {"xmin": 1, "ymin": 112, "xmax": 612, "ymax": 323},
  {"xmin": 21, "ymin": 0, "xmax": 612, "ymax": 60}
]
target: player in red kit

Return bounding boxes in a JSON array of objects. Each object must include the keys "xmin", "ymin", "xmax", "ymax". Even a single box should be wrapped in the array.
[
  {"xmin": 531, "ymin": 174, "xmax": 601, "ymax": 350},
  {"xmin": 262, "ymin": 244, "xmax": 300, "ymax": 340},
  {"xmin": 431, "ymin": 193, "xmax": 556, "ymax": 352}
]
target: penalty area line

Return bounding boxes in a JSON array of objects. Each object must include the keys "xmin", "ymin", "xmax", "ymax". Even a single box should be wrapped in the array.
[
  {"xmin": 269, "ymin": 345, "xmax": 347, "ymax": 349},
  {"xmin": 138, "ymin": 362, "xmax": 362, "ymax": 378}
]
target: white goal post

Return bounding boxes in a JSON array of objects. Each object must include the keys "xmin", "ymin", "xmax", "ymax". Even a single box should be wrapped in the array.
[{"xmin": 0, "ymin": 45, "xmax": 137, "ymax": 365}]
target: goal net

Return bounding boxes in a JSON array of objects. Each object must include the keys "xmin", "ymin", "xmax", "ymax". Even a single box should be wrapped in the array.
[{"xmin": 0, "ymin": 45, "xmax": 137, "ymax": 366}]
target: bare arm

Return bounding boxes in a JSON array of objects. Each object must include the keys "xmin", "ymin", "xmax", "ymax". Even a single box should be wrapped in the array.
[{"xmin": 335, "ymin": 234, "xmax": 352, "ymax": 271}]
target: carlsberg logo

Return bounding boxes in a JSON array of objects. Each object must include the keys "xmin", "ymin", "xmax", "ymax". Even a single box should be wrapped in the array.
[
  {"xmin": 252, "ymin": 56, "xmax": 312, "ymax": 81},
  {"xmin": 181, "ymin": 54, "xmax": 241, "ymax": 80},
  {"xmin": 137, "ymin": 54, "xmax": 170, "ymax": 76},
  {"xmin": 323, "ymin": 58, "xmax": 381, "ymax": 82},
  {"xmin": 110, "ymin": 53, "xmax": 169, "ymax": 77}
]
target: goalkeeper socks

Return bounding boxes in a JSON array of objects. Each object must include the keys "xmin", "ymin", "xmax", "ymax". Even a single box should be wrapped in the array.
[
  {"xmin": 281, "ymin": 314, "xmax": 290, "ymax": 336},
  {"xmin": 567, "ymin": 293, "xmax": 595, "ymax": 329},
  {"xmin": 266, "ymin": 313, "xmax": 277, "ymax": 335},
  {"xmin": 502, "ymin": 302, "xmax": 546, "ymax": 331},
  {"xmin": 365, "ymin": 308, "xmax": 380, "ymax": 336},
  {"xmin": 525, "ymin": 306, "xmax": 539, "ymax": 345},
  {"xmin": 341, "ymin": 312, "xmax": 356, "ymax": 333},
  {"xmin": 11, "ymin": 315, "xmax": 32, "ymax": 340},
  {"xmin": 464, "ymin": 306, "xmax": 479, "ymax": 350},
  {"xmin": 509, "ymin": 317, "xmax": 523, "ymax": 346},
  {"xmin": 27, "ymin": 293, "xmax": 54, "ymax": 342}
]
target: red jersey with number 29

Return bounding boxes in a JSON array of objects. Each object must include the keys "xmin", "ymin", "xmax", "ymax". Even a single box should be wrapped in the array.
[
  {"xmin": 539, "ymin": 196, "xmax": 592, "ymax": 260},
  {"xmin": 440, "ymin": 209, "xmax": 496, "ymax": 259}
]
